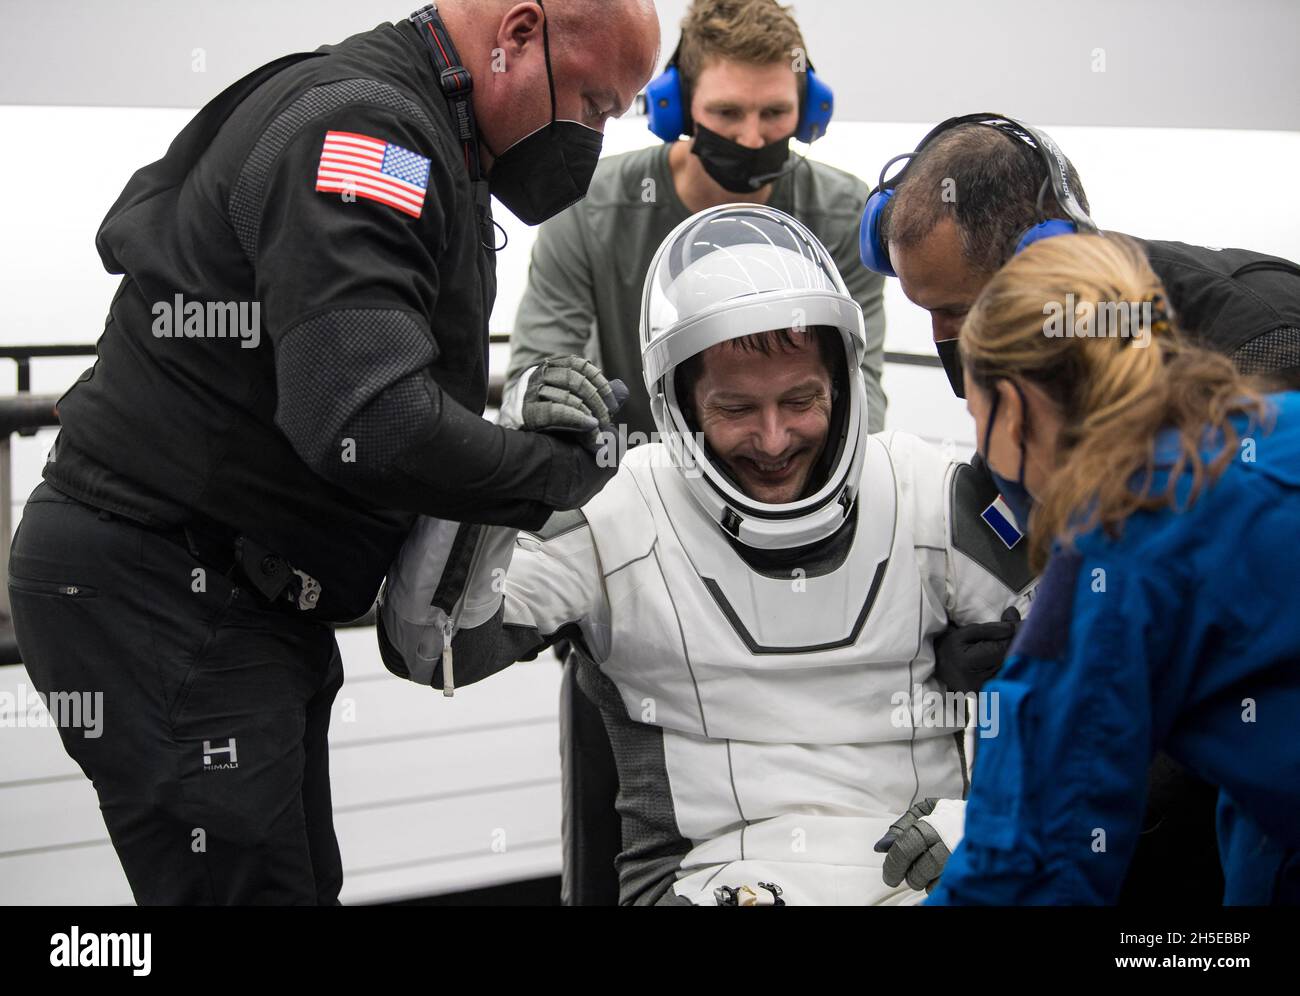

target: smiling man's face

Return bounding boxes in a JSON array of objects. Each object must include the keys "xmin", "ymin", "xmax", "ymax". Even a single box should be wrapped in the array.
[{"xmin": 690, "ymin": 330, "xmax": 834, "ymax": 504}]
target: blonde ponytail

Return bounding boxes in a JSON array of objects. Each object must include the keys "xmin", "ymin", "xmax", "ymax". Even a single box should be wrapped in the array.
[{"xmin": 961, "ymin": 234, "xmax": 1273, "ymax": 570}]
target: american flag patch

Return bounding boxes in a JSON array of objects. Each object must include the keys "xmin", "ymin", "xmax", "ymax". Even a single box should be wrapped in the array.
[{"xmin": 315, "ymin": 130, "xmax": 430, "ymax": 218}]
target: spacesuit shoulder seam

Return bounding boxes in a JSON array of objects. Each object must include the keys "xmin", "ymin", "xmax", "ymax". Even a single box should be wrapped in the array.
[
  {"xmin": 877, "ymin": 430, "xmax": 949, "ymax": 551},
  {"xmin": 601, "ymin": 536, "xmax": 659, "ymax": 578},
  {"xmin": 582, "ymin": 455, "xmax": 657, "ymax": 573}
]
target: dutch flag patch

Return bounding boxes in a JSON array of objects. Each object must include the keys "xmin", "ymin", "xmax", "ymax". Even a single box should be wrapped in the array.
[{"xmin": 981, "ymin": 495, "xmax": 1024, "ymax": 549}]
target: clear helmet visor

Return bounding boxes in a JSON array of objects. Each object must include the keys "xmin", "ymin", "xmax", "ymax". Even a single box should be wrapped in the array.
[
  {"xmin": 639, "ymin": 205, "xmax": 869, "ymax": 550},
  {"xmin": 642, "ymin": 206, "xmax": 864, "ymax": 383}
]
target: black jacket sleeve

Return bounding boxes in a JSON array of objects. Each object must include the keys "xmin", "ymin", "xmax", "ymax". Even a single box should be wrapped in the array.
[{"xmin": 231, "ymin": 91, "xmax": 604, "ymax": 526}]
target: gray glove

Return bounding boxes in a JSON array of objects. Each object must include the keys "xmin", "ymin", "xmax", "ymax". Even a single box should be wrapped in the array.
[
  {"xmin": 505, "ymin": 356, "xmax": 629, "ymax": 444},
  {"xmin": 507, "ymin": 357, "xmax": 630, "ymax": 511},
  {"xmin": 874, "ymin": 798, "xmax": 966, "ymax": 894}
]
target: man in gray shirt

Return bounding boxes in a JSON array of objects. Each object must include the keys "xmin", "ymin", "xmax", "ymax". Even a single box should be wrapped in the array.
[
  {"xmin": 506, "ymin": 0, "xmax": 886, "ymax": 439},
  {"xmin": 502, "ymin": 0, "xmax": 887, "ymax": 905}
]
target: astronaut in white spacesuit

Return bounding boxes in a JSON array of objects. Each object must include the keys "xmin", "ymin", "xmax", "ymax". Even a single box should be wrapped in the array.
[{"xmin": 378, "ymin": 205, "xmax": 1034, "ymax": 905}]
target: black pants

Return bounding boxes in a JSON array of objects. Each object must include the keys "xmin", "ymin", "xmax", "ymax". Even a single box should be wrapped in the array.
[{"xmin": 9, "ymin": 482, "xmax": 344, "ymax": 905}]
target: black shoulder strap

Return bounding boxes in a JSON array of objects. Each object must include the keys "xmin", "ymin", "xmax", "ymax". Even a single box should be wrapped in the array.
[{"xmin": 408, "ymin": 4, "xmax": 493, "ymax": 232}]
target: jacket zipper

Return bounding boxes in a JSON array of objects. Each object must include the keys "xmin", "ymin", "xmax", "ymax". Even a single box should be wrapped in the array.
[{"xmin": 9, "ymin": 578, "xmax": 98, "ymax": 598}]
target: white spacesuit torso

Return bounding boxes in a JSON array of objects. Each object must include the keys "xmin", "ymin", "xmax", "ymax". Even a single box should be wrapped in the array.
[{"xmin": 379, "ymin": 204, "xmax": 1035, "ymax": 905}]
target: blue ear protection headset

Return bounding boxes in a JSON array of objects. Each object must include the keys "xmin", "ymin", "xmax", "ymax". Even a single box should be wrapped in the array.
[
  {"xmin": 858, "ymin": 112, "xmax": 1098, "ymax": 277},
  {"xmin": 643, "ymin": 41, "xmax": 835, "ymax": 144}
]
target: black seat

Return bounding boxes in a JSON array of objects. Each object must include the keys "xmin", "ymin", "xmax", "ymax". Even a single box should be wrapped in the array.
[{"xmin": 558, "ymin": 648, "xmax": 622, "ymax": 905}]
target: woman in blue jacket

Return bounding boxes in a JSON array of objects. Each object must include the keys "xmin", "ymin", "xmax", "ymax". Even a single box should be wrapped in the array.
[{"xmin": 930, "ymin": 233, "xmax": 1300, "ymax": 905}]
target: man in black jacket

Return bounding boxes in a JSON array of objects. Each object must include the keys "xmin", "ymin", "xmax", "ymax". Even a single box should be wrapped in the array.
[
  {"xmin": 866, "ymin": 115, "xmax": 1300, "ymax": 905},
  {"xmin": 8, "ymin": 0, "xmax": 659, "ymax": 904},
  {"xmin": 878, "ymin": 119, "xmax": 1300, "ymax": 395}
]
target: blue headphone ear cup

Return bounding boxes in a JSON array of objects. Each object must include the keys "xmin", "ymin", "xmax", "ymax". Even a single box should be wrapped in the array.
[
  {"xmin": 859, "ymin": 188, "xmax": 896, "ymax": 276},
  {"xmin": 1014, "ymin": 219, "xmax": 1079, "ymax": 256},
  {"xmin": 795, "ymin": 68, "xmax": 834, "ymax": 144},
  {"xmin": 645, "ymin": 65, "xmax": 687, "ymax": 143}
]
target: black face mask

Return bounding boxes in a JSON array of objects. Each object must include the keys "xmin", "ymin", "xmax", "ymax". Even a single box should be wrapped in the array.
[
  {"xmin": 692, "ymin": 124, "xmax": 793, "ymax": 193},
  {"xmin": 936, "ymin": 338, "xmax": 965, "ymax": 398},
  {"xmin": 487, "ymin": 4, "xmax": 604, "ymax": 225},
  {"xmin": 490, "ymin": 120, "xmax": 602, "ymax": 225}
]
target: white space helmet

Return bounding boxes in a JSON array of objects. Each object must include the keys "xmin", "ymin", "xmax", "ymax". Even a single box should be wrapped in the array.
[{"xmin": 640, "ymin": 204, "xmax": 868, "ymax": 551}]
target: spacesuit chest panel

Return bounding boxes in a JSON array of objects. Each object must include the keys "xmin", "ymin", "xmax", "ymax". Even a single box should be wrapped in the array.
[{"xmin": 587, "ymin": 440, "xmax": 941, "ymax": 745}]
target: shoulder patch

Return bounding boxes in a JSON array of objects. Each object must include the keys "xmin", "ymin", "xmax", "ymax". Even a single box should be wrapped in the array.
[
  {"xmin": 315, "ymin": 130, "xmax": 430, "ymax": 218},
  {"xmin": 229, "ymin": 78, "xmax": 438, "ymax": 259},
  {"xmin": 950, "ymin": 460, "xmax": 1036, "ymax": 593},
  {"xmin": 523, "ymin": 507, "xmax": 588, "ymax": 543}
]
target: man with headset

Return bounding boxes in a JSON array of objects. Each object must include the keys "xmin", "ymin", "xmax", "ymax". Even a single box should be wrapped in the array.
[
  {"xmin": 501, "ymin": 0, "xmax": 887, "ymax": 904},
  {"xmin": 505, "ymin": 0, "xmax": 886, "ymax": 437},
  {"xmin": 858, "ymin": 113, "xmax": 1300, "ymax": 904},
  {"xmin": 859, "ymin": 113, "xmax": 1300, "ymax": 397}
]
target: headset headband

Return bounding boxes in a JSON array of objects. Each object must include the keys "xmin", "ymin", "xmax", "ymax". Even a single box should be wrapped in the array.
[
  {"xmin": 664, "ymin": 41, "xmax": 814, "ymax": 127},
  {"xmin": 646, "ymin": 38, "xmax": 829, "ymax": 144},
  {"xmin": 874, "ymin": 112, "xmax": 1097, "ymax": 234}
]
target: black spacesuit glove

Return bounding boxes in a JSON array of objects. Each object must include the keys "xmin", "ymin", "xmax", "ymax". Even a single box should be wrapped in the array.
[{"xmin": 933, "ymin": 606, "xmax": 1021, "ymax": 694}]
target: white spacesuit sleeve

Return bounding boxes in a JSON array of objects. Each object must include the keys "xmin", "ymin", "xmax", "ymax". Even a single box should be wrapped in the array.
[
  {"xmin": 377, "ymin": 516, "xmax": 520, "ymax": 688},
  {"xmin": 377, "ymin": 509, "xmax": 609, "ymax": 691},
  {"xmin": 942, "ymin": 461, "xmax": 1038, "ymax": 625},
  {"xmin": 498, "ymin": 511, "xmax": 611, "ymax": 664},
  {"xmin": 882, "ymin": 430, "xmax": 1034, "ymax": 622},
  {"xmin": 941, "ymin": 458, "xmax": 1038, "ymax": 783},
  {"xmin": 926, "ymin": 797, "xmax": 967, "ymax": 854}
]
